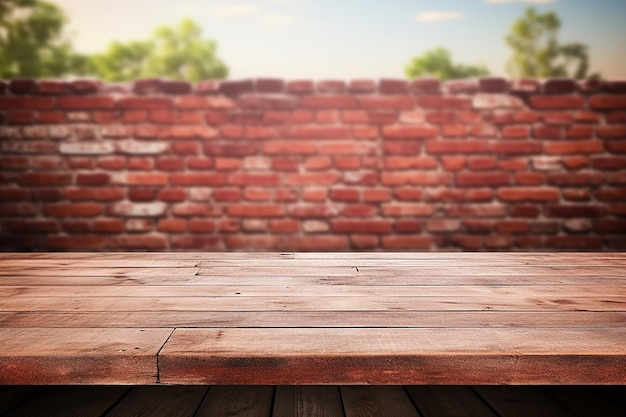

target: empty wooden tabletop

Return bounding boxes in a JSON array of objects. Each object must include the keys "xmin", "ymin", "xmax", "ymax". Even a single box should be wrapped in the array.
[{"xmin": 0, "ymin": 252, "xmax": 625, "ymax": 384}]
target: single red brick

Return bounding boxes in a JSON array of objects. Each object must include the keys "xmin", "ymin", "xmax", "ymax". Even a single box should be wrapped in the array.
[
  {"xmin": 342, "ymin": 204, "xmax": 377, "ymax": 218},
  {"xmin": 589, "ymin": 95, "xmax": 626, "ymax": 110},
  {"xmin": 530, "ymin": 95, "xmax": 585, "ymax": 110},
  {"xmin": 409, "ymin": 77, "xmax": 441, "ymax": 94},
  {"xmin": 149, "ymin": 110, "xmax": 177, "ymax": 124},
  {"xmin": 425, "ymin": 188, "xmax": 464, "ymax": 202},
  {"xmin": 440, "ymin": 156, "xmax": 467, "ymax": 172},
  {"xmin": 131, "ymin": 79, "xmax": 161, "ymax": 95},
  {"xmin": 286, "ymin": 80, "xmax": 315, "ymax": 95},
  {"xmin": 382, "ymin": 141, "xmax": 421, "ymax": 155},
  {"xmin": 382, "ymin": 125, "xmax": 438, "ymax": 140},
  {"xmin": 597, "ymin": 125, "xmax": 626, "ymax": 139},
  {"xmin": 154, "ymin": 157, "xmax": 184, "ymax": 171},
  {"xmin": 122, "ymin": 111, "xmax": 148, "ymax": 123},
  {"xmin": 543, "ymin": 78, "xmax": 577, "ymax": 94},
  {"xmin": 0, "ymin": 96, "xmax": 54, "ymax": 110},
  {"xmin": 547, "ymin": 173, "xmax": 604, "ymax": 186},
  {"xmin": 217, "ymin": 79, "xmax": 253, "ymax": 96},
  {"xmin": 417, "ymin": 96, "xmax": 471, "ymax": 109},
  {"xmin": 491, "ymin": 141, "xmax": 543, "ymax": 155},
  {"xmin": 545, "ymin": 140, "xmax": 604, "ymax": 155},
  {"xmin": 172, "ymin": 203, "xmax": 222, "ymax": 217},
  {"xmin": 594, "ymin": 188, "xmax": 626, "ymax": 202},
  {"xmin": 510, "ymin": 205, "xmax": 541, "ymax": 218},
  {"xmin": 255, "ymin": 78, "xmax": 284, "ymax": 93},
  {"xmin": 289, "ymin": 203, "xmax": 331, "ymax": 217},
  {"xmin": 384, "ymin": 156, "xmax": 437, "ymax": 170},
  {"xmin": 0, "ymin": 202, "xmax": 37, "ymax": 216},
  {"xmin": 348, "ymin": 79, "xmax": 376, "ymax": 94},
  {"xmin": 466, "ymin": 188, "xmax": 493, "ymax": 201},
  {"xmin": 169, "ymin": 173, "xmax": 226, "ymax": 186},
  {"xmin": 58, "ymin": 96, "xmax": 115, "ymax": 109},
  {"xmin": 44, "ymin": 203, "xmax": 102, "ymax": 217},
  {"xmin": 382, "ymin": 203, "xmax": 434, "ymax": 217},
  {"xmin": 18, "ymin": 173, "xmax": 71, "ymax": 186},
  {"xmin": 263, "ymin": 140, "xmax": 316, "ymax": 155},
  {"xmin": 502, "ymin": 125, "xmax": 530, "ymax": 139},
  {"xmin": 497, "ymin": 187, "xmax": 559, "ymax": 202},
  {"xmin": 381, "ymin": 172, "xmax": 451, "ymax": 186},
  {"xmin": 331, "ymin": 219, "xmax": 392, "ymax": 234},
  {"xmin": 227, "ymin": 204, "xmax": 285, "ymax": 217},
  {"xmin": 97, "ymin": 156, "xmax": 126, "ymax": 170},
  {"xmin": 112, "ymin": 235, "xmax": 168, "ymax": 250},
  {"xmin": 546, "ymin": 204, "xmax": 604, "ymax": 218},
  {"xmin": 562, "ymin": 156, "xmax": 589, "ymax": 170},
  {"xmin": 379, "ymin": 79, "xmax": 408, "ymax": 94},
  {"xmin": 359, "ymin": 96, "xmax": 416, "ymax": 109},
  {"xmin": 0, "ymin": 156, "xmax": 29, "ymax": 170},
  {"xmin": 592, "ymin": 157, "xmax": 626, "ymax": 171},
  {"xmin": 566, "ymin": 124, "xmax": 593, "ymax": 139},
  {"xmin": 270, "ymin": 157, "xmax": 299, "ymax": 171},
  {"xmin": 76, "ymin": 173, "xmax": 110, "ymax": 186},
  {"xmin": 426, "ymin": 141, "xmax": 488, "ymax": 156},
  {"xmin": 128, "ymin": 188, "xmax": 158, "ymax": 201},
  {"xmin": 479, "ymin": 77, "xmax": 509, "ymax": 93},
  {"xmin": 157, "ymin": 188, "xmax": 186, "ymax": 202},
  {"xmin": 93, "ymin": 188, "xmax": 124, "ymax": 202},
  {"xmin": 285, "ymin": 172, "xmax": 341, "ymax": 186},
  {"xmin": 381, "ymin": 235, "xmax": 431, "ymax": 250},
  {"xmin": 161, "ymin": 80, "xmax": 192, "ymax": 95},
  {"xmin": 93, "ymin": 219, "xmax": 124, "ymax": 234},
  {"xmin": 214, "ymin": 188, "xmax": 241, "ymax": 202},
  {"xmin": 468, "ymin": 157, "xmax": 496, "ymax": 171},
  {"xmin": 457, "ymin": 172, "xmax": 510, "ymax": 187},
  {"xmin": 546, "ymin": 236, "xmax": 603, "ymax": 250},
  {"xmin": 301, "ymin": 95, "xmax": 357, "ymax": 109},
  {"xmin": 286, "ymin": 235, "xmax": 348, "ymax": 251},
  {"xmin": 291, "ymin": 125, "xmax": 351, "ymax": 139},
  {"xmin": 6, "ymin": 220, "xmax": 59, "ymax": 234},
  {"xmin": 7, "ymin": 111, "xmax": 35, "ymax": 124},
  {"xmin": 185, "ymin": 219, "xmax": 215, "ymax": 234},
  {"xmin": 157, "ymin": 218, "xmax": 186, "ymax": 233},
  {"xmin": 394, "ymin": 187, "xmax": 423, "ymax": 201},
  {"xmin": 204, "ymin": 142, "xmax": 258, "ymax": 155},
  {"xmin": 122, "ymin": 172, "xmax": 166, "ymax": 186},
  {"xmin": 394, "ymin": 220, "xmax": 423, "ymax": 233},
  {"xmin": 117, "ymin": 97, "xmax": 173, "ymax": 110},
  {"xmin": 328, "ymin": 188, "xmax": 358, "ymax": 202},
  {"xmin": 515, "ymin": 172, "xmax": 544, "ymax": 186},
  {"xmin": 230, "ymin": 173, "xmax": 281, "ymax": 186},
  {"xmin": 348, "ymin": 234, "xmax": 377, "ymax": 249},
  {"xmin": 214, "ymin": 158, "xmax": 242, "ymax": 171},
  {"xmin": 270, "ymin": 219, "xmax": 299, "ymax": 234}
]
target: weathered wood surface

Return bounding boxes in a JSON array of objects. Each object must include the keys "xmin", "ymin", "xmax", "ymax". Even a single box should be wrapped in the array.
[{"xmin": 0, "ymin": 252, "xmax": 625, "ymax": 385}]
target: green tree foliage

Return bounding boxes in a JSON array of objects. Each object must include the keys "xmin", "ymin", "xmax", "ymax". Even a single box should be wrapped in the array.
[
  {"xmin": 405, "ymin": 47, "xmax": 489, "ymax": 80},
  {"xmin": 505, "ymin": 7, "xmax": 594, "ymax": 79},
  {"xmin": 86, "ymin": 18, "xmax": 228, "ymax": 81},
  {"xmin": 0, "ymin": 0, "xmax": 81, "ymax": 78}
]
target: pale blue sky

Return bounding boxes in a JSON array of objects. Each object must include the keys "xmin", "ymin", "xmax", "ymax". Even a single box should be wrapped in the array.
[{"xmin": 54, "ymin": 0, "xmax": 626, "ymax": 79}]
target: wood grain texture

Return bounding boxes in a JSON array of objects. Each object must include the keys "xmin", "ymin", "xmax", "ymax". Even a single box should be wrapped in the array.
[
  {"xmin": 0, "ymin": 328, "xmax": 172, "ymax": 384},
  {"xmin": 273, "ymin": 386, "xmax": 343, "ymax": 417},
  {"xmin": 341, "ymin": 386, "xmax": 420, "ymax": 417},
  {"xmin": 196, "ymin": 386, "xmax": 273, "ymax": 417},
  {"xmin": 104, "ymin": 386, "xmax": 208, "ymax": 417},
  {"xmin": 1, "ymin": 252, "xmax": 625, "ymax": 385}
]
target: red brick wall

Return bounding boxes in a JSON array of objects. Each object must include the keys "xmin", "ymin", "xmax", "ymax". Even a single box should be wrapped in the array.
[{"xmin": 1, "ymin": 77, "xmax": 625, "ymax": 251}]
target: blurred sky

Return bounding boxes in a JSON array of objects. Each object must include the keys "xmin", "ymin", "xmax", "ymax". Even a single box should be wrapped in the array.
[{"xmin": 53, "ymin": 0, "xmax": 626, "ymax": 79}]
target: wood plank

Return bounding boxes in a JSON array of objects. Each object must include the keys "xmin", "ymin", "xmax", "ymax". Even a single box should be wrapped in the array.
[
  {"xmin": 2, "ymin": 273, "xmax": 623, "ymax": 287},
  {"xmin": 273, "ymin": 386, "xmax": 343, "ymax": 417},
  {"xmin": 105, "ymin": 386, "xmax": 208, "ymax": 417},
  {"xmin": 195, "ymin": 386, "xmax": 273, "ymax": 417},
  {"xmin": 196, "ymin": 265, "xmax": 626, "ymax": 277},
  {"xmin": 405, "ymin": 386, "xmax": 497, "ymax": 417},
  {"xmin": 0, "ymin": 267, "xmax": 198, "ymax": 277},
  {"xmin": 158, "ymin": 328, "xmax": 626, "ymax": 385},
  {"xmin": 2, "ymin": 294, "xmax": 624, "ymax": 312},
  {"xmin": 3, "ymin": 311, "xmax": 625, "ymax": 329},
  {"xmin": 475, "ymin": 386, "xmax": 578, "ymax": 417},
  {"xmin": 0, "ymin": 328, "xmax": 172, "ymax": 384},
  {"xmin": 2, "ymin": 386, "xmax": 128, "ymax": 417},
  {"xmin": 4, "ymin": 284, "xmax": 625, "ymax": 299},
  {"xmin": 340, "ymin": 386, "xmax": 420, "ymax": 417}
]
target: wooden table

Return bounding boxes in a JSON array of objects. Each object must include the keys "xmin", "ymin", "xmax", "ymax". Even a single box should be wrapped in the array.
[{"xmin": 0, "ymin": 252, "xmax": 625, "ymax": 385}]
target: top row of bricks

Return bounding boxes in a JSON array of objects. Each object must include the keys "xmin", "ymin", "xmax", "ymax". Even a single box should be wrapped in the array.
[{"xmin": 1, "ymin": 77, "xmax": 625, "ymax": 97}]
